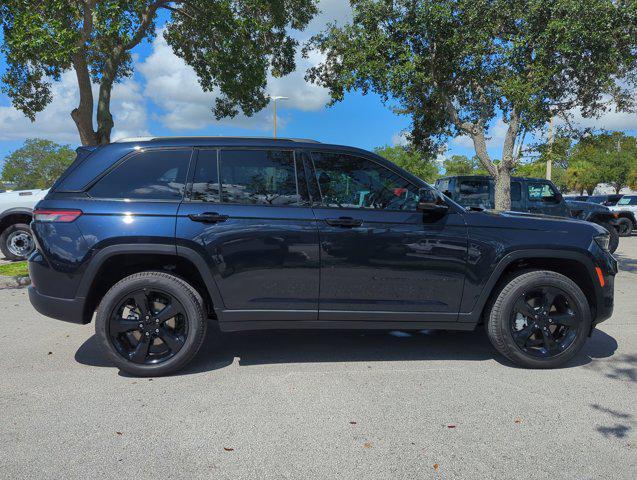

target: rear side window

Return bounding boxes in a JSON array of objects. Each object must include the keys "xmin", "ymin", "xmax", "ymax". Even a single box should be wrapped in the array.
[
  {"xmin": 219, "ymin": 149, "xmax": 300, "ymax": 206},
  {"xmin": 89, "ymin": 149, "xmax": 191, "ymax": 200},
  {"xmin": 191, "ymin": 149, "xmax": 220, "ymax": 202},
  {"xmin": 511, "ymin": 182, "xmax": 522, "ymax": 202},
  {"xmin": 458, "ymin": 179, "xmax": 493, "ymax": 208}
]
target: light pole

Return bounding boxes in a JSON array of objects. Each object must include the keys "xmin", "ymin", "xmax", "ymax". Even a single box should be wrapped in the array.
[{"xmin": 270, "ymin": 95, "xmax": 288, "ymax": 138}]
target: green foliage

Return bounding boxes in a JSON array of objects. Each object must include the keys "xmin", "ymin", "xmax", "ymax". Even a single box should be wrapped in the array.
[
  {"xmin": 306, "ymin": 0, "xmax": 637, "ymax": 209},
  {"xmin": 0, "ymin": 261, "xmax": 29, "ymax": 277},
  {"xmin": 443, "ymin": 155, "xmax": 488, "ymax": 176},
  {"xmin": 1, "ymin": 138, "xmax": 75, "ymax": 189},
  {"xmin": 0, "ymin": 0, "xmax": 319, "ymax": 144},
  {"xmin": 374, "ymin": 145, "xmax": 440, "ymax": 183}
]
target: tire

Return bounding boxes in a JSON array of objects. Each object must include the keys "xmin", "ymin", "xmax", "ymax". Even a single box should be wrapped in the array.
[
  {"xmin": 0, "ymin": 223, "xmax": 35, "ymax": 261},
  {"xmin": 616, "ymin": 217, "xmax": 633, "ymax": 237},
  {"xmin": 597, "ymin": 222, "xmax": 619, "ymax": 253},
  {"xmin": 95, "ymin": 271, "xmax": 208, "ymax": 377},
  {"xmin": 486, "ymin": 270, "xmax": 591, "ymax": 369}
]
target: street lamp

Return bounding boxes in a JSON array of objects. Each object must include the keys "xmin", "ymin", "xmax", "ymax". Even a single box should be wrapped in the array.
[{"xmin": 270, "ymin": 95, "xmax": 288, "ymax": 138}]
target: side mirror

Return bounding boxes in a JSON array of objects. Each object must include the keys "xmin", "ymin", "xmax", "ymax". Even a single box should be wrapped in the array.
[{"xmin": 417, "ymin": 188, "xmax": 449, "ymax": 215}]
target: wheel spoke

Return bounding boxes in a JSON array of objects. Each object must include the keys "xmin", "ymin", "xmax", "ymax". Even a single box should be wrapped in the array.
[
  {"xmin": 541, "ymin": 288, "xmax": 558, "ymax": 312},
  {"xmin": 513, "ymin": 323, "xmax": 536, "ymax": 347},
  {"xmin": 112, "ymin": 318, "xmax": 141, "ymax": 334},
  {"xmin": 514, "ymin": 298, "xmax": 536, "ymax": 319},
  {"xmin": 156, "ymin": 303, "xmax": 184, "ymax": 323},
  {"xmin": 541, "ymin": 329, "xmax": 560, "ymax": 354},
  {"xmin": 132, "ymin": 292, "xmax": 150, "ymax": 318},
  {"xmin": 158, "ymin": 327, "xmax": 185, "ymax": 353},
  {"xmin": 130, "ymin": 335, "xmax": 152, "ymax": 363},
  {"xmin": 550, "ymin": 312, "xmax": 578, "ymax": 328}
]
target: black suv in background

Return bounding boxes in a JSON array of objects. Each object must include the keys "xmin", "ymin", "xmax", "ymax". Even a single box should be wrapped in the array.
[
  {"xmin": 436, "ymin": 176, "xmax": 620, "ymax": 253},
  {"xmin": 28, "ymin": 138, "xmax": 617, "ymax": 376}
]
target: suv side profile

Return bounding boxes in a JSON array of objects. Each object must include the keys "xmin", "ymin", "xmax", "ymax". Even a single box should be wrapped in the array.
[
  {"xmin": 435, "ymin": 175, "xmax": 620, "ymax": 253},
  {"xmin": 29, "ymin": 138, "xmax": 617, "ymax": 376}
]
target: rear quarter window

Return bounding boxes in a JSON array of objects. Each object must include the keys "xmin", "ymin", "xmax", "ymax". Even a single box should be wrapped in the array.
[{"xmin": 89, "ymin": 149, "xmax": 191, "ymax": 201}]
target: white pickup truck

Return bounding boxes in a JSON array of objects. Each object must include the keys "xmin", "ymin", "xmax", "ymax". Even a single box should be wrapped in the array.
[
  {"xmin": 609, "ymin": 195, "xmax": 637, "ymax": 237},
  {"xmin": 0, "ymin": 189, "xmax": 49, "ymax": 260}
]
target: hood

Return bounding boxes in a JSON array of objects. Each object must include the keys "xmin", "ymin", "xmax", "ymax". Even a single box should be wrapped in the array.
[
  {"xmin": 565, "ymin": 199, "xmax": 610, "ymax": 213},
  {"xmin": 468, "ymin": 208, "xmax": 607, "ymax": 234}
]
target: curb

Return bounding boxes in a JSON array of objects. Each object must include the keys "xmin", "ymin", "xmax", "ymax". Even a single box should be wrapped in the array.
[{"xmin": 0, "ymin": 275, "xmax": 30, "ymax": 289}]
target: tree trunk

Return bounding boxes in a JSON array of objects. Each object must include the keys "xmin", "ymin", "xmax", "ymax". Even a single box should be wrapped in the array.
[
  {"xmin": 96, "ymin": 79, "xmax": 115, "ymax": 145},
  {"xmin": 70, "ymin": 53, "xmax": 97, "ymax": 146},
  {"xmin": 494, "ymin": 167, "xmax": 512, "ymax": 210}
]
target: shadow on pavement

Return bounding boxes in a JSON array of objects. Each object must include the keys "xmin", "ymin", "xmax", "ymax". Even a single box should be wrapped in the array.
[
  {"xmin": 74, "ymin": 322, "xmax": 618, "ymax": 377},
  {"xmin": 614, "ymin": 252, "xmax": 637, "ymax": 273}
]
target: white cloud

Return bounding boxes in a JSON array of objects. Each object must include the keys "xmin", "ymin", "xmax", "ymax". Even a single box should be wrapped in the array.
[
  {"xmin": 559, "ymin": 105, "xmax": 637, "ymax": 131},
  {"xmin": 391, "ymin": 131, "xmax": 408, "ymax": 147},
  {"xmin": 137, "ymin": 29, "xmax": 330, "ymax": 132},
  {"xmin": 0, "ymin": 70, "xmax": 149, "ymax": 144}
]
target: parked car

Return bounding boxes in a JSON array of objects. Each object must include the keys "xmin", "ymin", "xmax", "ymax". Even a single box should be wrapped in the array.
[
  {"xmin": 28, "ymin": 137, "xmax": 617, "ymax": 376},
  {"xmin": 0, "ymin": 188, "xmax": 49, "ymax": 260},
  {"xmin": 435, "ymin": 175, "xmax": 620, "ymax": 253},
  {"xmin": 609, "ymin": 195, "xmax": 637, "ymax": 237},
  {"xmin": 586, "ymin": 194, "xmax": 624, "ymax": 207}
]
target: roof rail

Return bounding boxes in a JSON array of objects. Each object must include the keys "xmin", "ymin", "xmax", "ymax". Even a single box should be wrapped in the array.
[{"xmin": 114, "ymin": 136, "xmax": 321, "ymax": 144}]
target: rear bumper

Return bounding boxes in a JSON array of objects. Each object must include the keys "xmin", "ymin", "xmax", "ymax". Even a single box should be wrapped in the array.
[{"xmin": 28, "ymin": 286, "xmax": 87, "ymax": 324}]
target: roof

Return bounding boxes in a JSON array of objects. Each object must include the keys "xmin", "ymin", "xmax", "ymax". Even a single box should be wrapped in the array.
[
  {"xmin": 436, "ymin": 175, "xmax": 556, "ymax": 182},
  {"xmin": 113, "ymin": 136, "xmax": 322, "ymax": 146}
]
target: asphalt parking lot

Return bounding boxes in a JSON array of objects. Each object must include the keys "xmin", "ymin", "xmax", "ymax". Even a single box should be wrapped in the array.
[{"xmin": 1, "ymin": 240, "xmax": 635, "ymax": 479}]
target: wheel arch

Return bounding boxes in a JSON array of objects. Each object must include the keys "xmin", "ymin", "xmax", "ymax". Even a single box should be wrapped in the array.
[
  {"xmin": 464, "ymin": 249, "xmax": 599, "ymax": 325},
  {"xmin": 0, "ymin": 208, "xmax": 33, "ymax": 233},
  {"xmin": 77, "ymin": 244, "xmax": 224, "ymax": 323}
]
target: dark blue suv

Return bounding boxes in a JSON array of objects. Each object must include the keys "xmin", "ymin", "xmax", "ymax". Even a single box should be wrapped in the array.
[{"xmin": 28, "ymin": 137, "xmax": 617, "ymax": 376}]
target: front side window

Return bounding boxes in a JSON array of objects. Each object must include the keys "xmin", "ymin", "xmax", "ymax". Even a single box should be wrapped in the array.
[
  {"xmin": 89, "ymin": 149, "xmax": 191, "ymax": 200},
  {"xmin": 311, "ymin": 152, "xmax": 420, "ymax": 210},
  {"xmin": 219, "ymin": 150, "xmax": 300, "ymax": 206},
  {"xmin": 528, "ymin": 182, "xmax": 559, "ymax": 203}
]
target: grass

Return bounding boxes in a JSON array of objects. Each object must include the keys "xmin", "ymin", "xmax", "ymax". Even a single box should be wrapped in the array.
[{"xmin": 0, "ymin": 261, "xmax": 29, "ymax": 277}]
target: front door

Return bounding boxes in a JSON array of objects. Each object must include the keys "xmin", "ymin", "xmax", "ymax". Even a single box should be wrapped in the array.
[
  {"xmin": 176, "ymin": 148, "xmax": 320, "ymax": 322},
  {"xmin": 525, "ymin": 181, "xmax": 568, "ymax": 216},
  {"xmin": 306, "ymin": 151, "xmax": 468, "ymax": 322}
]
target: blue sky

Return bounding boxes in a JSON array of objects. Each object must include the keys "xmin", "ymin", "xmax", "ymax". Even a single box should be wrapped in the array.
[{"xmin": 1, "ymin": 0, "xmax": 635, "ymax": 168}]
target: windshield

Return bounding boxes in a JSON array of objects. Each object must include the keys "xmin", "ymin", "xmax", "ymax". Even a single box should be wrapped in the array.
[{"xmin": 618, "ymin": 196, "xmax": 637, "ymax": 205}]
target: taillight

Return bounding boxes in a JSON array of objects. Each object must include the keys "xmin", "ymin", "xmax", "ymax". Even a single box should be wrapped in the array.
[{"xmin": 33, "ymin": 209, "xmax": 82, "ymax": 223}]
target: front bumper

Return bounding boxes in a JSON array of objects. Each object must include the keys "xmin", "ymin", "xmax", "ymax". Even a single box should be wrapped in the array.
[
  {"xmin": 28, "ymin": 286, "xmax": 87, "ymax": 324},
  {"xmin": 592, "ymin": 251, "xmax": 618, "ymax": 325}
]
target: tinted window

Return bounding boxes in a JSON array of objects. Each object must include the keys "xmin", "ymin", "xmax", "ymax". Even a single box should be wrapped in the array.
[
  {"xmin": 511, "ymin": 182, "xmax": 522, "ymax": 202},
  {"xmin": 219, "ymin": 150, "xmax": 300, "ymax": 205},
  {"xmin": 191, "ymin": 150, "xmax": 220, "ymax": 202},
  {"xmin": 90, "ymin": 149, "xmax": 190, "ymax": 200},
  {"xmin": 458, "ymin": 179, "xmax": 493, "ymax": 208},
  {"xmin": 528, "ymin": 182, "xmax": 559, "ymax": 202},
  {"xmin": 311, "ymin": 152, "xmax": 420, "ymax": 211}
]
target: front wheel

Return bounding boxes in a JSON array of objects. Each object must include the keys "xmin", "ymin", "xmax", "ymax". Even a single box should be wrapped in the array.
[
  {"xmin": 486, "ymin": 270, "xmax": 591, "ymax": 369},
  {"xmin": 597, "ymin": 222, "xmax": 619, "ymax": 253},
  {"xmin": 95, "ymin": 272, "xmax": 208, "ymax": 376},
  {"xmin": 616, "ymin": 217, "xmax": 633, "ymax": 237}
]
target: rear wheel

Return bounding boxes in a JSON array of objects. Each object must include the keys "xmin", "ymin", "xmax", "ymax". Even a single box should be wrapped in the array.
[
  {"xmin": 486, "ymin": 270, "xmax": 591, "ymax": 368},
  {"xmin": 0, "ymin": 223, "xmax": 35, "ymax": 261},
  {"xmin": 616, "ymin": 217, "xmax": 633, "ymax": 237},
  {"xmin": 95, "ymin": 272, "xmax": 207, "ymax": 376}
]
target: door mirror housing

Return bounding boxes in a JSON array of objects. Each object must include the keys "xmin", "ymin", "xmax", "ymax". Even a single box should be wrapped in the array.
[{"xmin": 417, "ymin": 188, "xmax": 449, "ymax": 215}]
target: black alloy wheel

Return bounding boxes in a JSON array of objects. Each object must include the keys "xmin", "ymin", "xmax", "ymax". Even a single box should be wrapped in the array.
[
  {"xmin": 510, "ymin": 286, "xmax": 580, "ymax": 358},
  {"xmin": 96, "ymin": 272, "xmax": 207, "ymax": 376},
  {"xmin": 109, "ymin": 288, "xmax": 188, "ymax": 365}
]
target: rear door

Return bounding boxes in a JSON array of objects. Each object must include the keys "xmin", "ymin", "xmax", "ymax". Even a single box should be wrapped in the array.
[
  {"xmin": 307, "ymin": 151, "xmax": 467, "ymax": 321},
  {"xmin": 176, "ymin": 148, "xmax": 320, "ymax": 321}
]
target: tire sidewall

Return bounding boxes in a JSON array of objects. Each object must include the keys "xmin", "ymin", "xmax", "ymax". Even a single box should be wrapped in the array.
[
  {"xmin": 491, "ymin": 272, "xmax": 591, "ymax": 368},
  {"xmin": 95, "ymin": 273, "xmax": 206, "ymax": 376},
  {"xmin": 0, "ymin": 223, "xmax": 34, "ymax": 261},
  {"xmin": 616, "ymin": 217, "xmax": 633, "ymax": 237}
]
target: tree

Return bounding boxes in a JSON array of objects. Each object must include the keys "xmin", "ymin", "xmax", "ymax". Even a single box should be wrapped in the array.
[
  {"xmin": 0, "ymin": 0, "xmax": 318, "ymax": 145},
  {"xmin": 1, "ymin": 139, "xmax": 76, "ymax": 189},
  {"xmin": 443, "ymin": 155, "xmax": 488, "ymax": 176},
  {"xmin": 306, "ymin": 0, "xmax": 637, "ymax": 209},
  {"xmin": 374, "ymin": 145, "xmax": 439, "ymax": 183}
]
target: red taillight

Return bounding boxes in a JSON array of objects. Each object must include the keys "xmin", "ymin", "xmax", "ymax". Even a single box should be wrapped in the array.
[{"xmin": 33, "ymin": 209, "xmax": 82, "ymax": 223}]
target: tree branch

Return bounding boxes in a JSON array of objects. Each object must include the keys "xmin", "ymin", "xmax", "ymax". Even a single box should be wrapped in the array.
[
  {"xmin": 501, "ymin": 109, "xmax": 520, "ymax": 168},
  {"xmin": 124, "ymin": 0, "xmax": 174, "ymax": 51}
]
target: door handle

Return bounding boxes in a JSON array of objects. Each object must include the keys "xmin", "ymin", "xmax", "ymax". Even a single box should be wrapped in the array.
[
  {"xmin": 188, "ymin": 212, "xmax": 229, "ymax": 223},
  {"xmin": 325, "ymin": 217, "xmax": 363, "ymax": 227}
]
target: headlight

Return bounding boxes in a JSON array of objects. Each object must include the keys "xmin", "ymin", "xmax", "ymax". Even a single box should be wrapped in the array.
[{"xmin": 594, "ymin": 234, "xmax": 610, "ymax": 251}]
